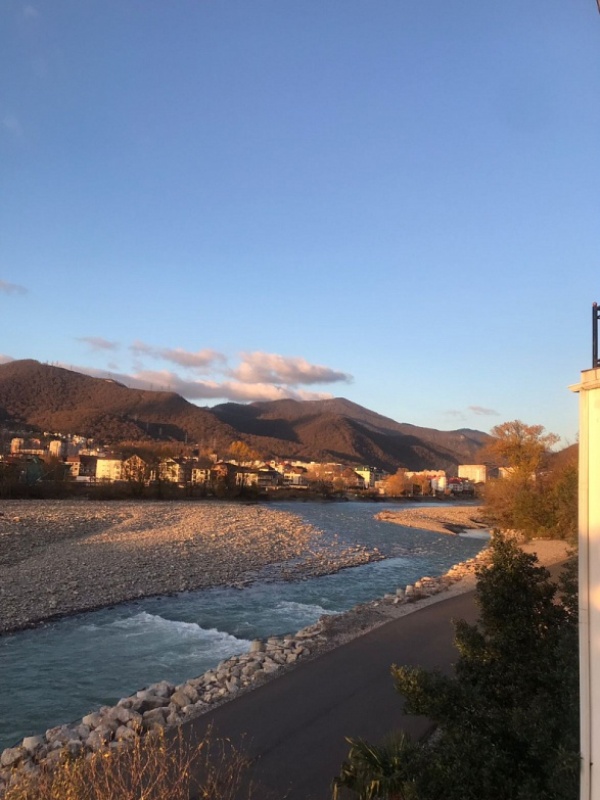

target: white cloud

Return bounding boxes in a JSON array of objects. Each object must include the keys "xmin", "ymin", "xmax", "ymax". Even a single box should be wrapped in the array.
[
  {"xmin": 132, "ymin": 370, "xmax": 331, "ymax": 403},
  {"xmin": 77, "ymin": 336, "xmax": 119, "ymax": 352},
  {"xmin": 231, "ymin": 351, "xmax": 352, "ymax": 386},
  {"xmin": 127, "ymin": 342, "xmax": 348, "ymax": 390},
  {"xmin": 468, "ymin": 405, "xmax": 499, "ymax": 416},
  {"xmin": 219, "ymin": 382, "xmax": 332, "ymax": 403},
  {"xmin": 129, "ymin": 341, "xmax": 226, "ymax": 370},
  {"xmin": 0, "ymin": 354, "xmax": 15, "ymax": 365},
  {"xmin": 62, "ymin": 363, "xmax": 332, "ymax": 403},
  {"xmin": 131, "ymin": 369, "xmax": 223, "ymax": 397},
  {"xmin": 54, "ymin": 343, "xmax": 349, "ymax": 405},
  {"xmin": 446, "ymin": 406, "xmax": 499, "ymax": 420},
  {"xmin": 0, "ymin": 279, "xmax": 27, "ymax": 295}
]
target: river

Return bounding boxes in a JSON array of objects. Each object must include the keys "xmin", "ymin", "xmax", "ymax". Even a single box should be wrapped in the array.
[{"xmin": 0, "ymin": 501, "xmax": 488, "ymax": 751}]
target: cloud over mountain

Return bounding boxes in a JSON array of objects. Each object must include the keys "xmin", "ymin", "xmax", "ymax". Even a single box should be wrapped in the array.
[
  {"xmin": 125, "ymin": 370, "xmax": 332, "ymax": 403},
  {"xmin": 68, "ymin": 338, "xmax": 352, "ymax": 404},
  {"xmin": 231, "ymin": 352, "xmax": 353, "ymax": 386},
  {"xmin": 129, "ymin": 341, "xmax": 226, "ymax": 370}
]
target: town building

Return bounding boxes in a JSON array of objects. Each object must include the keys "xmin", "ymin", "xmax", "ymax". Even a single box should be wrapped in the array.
[
  {"xmin": 95, "ymin": 457, "xmax": 123, "ymax": 482},
  {"xmin": 458, "ymin": 464, "xmax": 489, "ymax": 483},
  {"xmin": 354, "ymin": 466, "xmax": 386, "ymax": 488},
  {"xmin": 66, "ymin": 455, "xmax": 98, "ymax": 481}
]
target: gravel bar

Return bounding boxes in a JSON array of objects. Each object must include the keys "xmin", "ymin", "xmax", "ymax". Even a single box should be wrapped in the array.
[{"xmin": 0, "ymin": 500, "xmax": 382, "ymax": 634}]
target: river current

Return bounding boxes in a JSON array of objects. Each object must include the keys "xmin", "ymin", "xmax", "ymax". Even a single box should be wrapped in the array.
[{"xmin": 0, "ymin": 501, "xmax": 488, "ymax": 750}]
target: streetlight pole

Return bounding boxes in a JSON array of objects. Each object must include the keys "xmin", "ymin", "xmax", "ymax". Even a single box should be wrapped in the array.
[{"xmin": 571, "ymin": 303, "xmax": 600, "ymax": 800}]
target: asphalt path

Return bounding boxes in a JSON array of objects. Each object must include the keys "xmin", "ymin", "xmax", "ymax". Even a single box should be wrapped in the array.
[
  {"xmin": 183, "ymin": 588, "xmax": 480, "ymax": 800},
  {"xmin": 182, "ymin": 559, "xmax": 568, "ymax": 799}
]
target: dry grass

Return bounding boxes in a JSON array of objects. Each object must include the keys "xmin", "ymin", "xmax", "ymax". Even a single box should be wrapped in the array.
[{"xmin": 3, "ymin": 729, "xmax": 255, "ymax": 800}]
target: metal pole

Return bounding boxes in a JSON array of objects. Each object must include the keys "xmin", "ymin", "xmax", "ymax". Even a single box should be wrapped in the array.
[{"xmin": 593, "ymin": 302, "xmax": 599, "ymax": 368}]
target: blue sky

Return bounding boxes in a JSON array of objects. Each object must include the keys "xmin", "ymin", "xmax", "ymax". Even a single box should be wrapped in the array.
[{"xmin": 1, "ymin": 0, "xmax": 599, "ymax": 445}]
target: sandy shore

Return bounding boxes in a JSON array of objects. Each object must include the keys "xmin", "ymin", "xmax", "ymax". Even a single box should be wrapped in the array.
[
  {"xmin": 0, "ymin": 500, "xmax": 382, "ymax": 634},
  {"xmin": 376, "ymin": 504, "xmax": 489, "ymax": 534}
]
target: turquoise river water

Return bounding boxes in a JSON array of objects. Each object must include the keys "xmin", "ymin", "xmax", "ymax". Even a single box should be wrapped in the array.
[{"xmin": 0, "ymin": 501, "xmax": 488, "ymax": 750}]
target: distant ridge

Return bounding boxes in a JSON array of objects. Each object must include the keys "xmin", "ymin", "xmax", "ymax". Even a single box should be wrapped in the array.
[
  {"xmin": 0, "ymin": 359, "xmax": 235, "ymax": 446},
  {"xmin": 0, "ymin": 359, "xmax": 489, "ymax": 472}
]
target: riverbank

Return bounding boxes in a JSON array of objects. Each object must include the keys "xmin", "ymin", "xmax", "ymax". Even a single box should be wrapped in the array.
[
  {"xmin": 376, "ymin": 504, "xmax": 489, "ymax": 534},
  {"xmin": 312, "ymin": 534, "xmax": 572, "ymax": 647},
  {"xmin": 0, "ymin": 500, "xmax": 383, "ymax": 634},
  {"xmin": 0, "ymin": 529, "xmax": 572, "ymax": 794}
]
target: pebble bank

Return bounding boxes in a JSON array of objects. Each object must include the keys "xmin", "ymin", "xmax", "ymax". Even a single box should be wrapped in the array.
[{"xmin": 0, "ymin": 500, "xmax": 382, "ymax": 634}]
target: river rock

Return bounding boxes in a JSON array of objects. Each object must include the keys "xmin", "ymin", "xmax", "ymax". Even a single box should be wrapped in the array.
[
  {"xmin": 142, "ymin": 708, "xmax": 167, "ymax": 731},
  {"xmin": 0, "ymin": 747, "xmax": 25, "ymax": 769},
  {"xmin": 74, "ymin": 724, "xmax": 91, "ymax": 740},
  {"xmin": 170, "ymin": 690, "xmax": 192, "ymax": 709},
  {"xmin": 21, "ymin": 736, "xmax": 44, "ymax": 755},
  {"xmin": 40, "ymin": 748, "xmax": 64, "ymax": 769},
  {"xmin": 105, "ymin": 706, "xmax": 131, "ymax": 725},
  {"xmin": 114, "ymin": 725, "xmax": 137, "ymax": 743},
  {"xmin": 132, "ymin": 696, "xmax": 169, "ymax": 714},
  {"xmin": 147, "ymin": 680, "xmax": 175, "ymax": 698},
  {"xmin": 65, "ymin": 740, "xmax": 83, "ymax": 757},
  {"xmin": 263, "ymin": 662, "xmax": 280, "ymax": 675},
  {"xmin": 241, "ymin": 662, "xmax": 261, "ymax": 678},
  {"xmin": 81, "ymin": 712, "xmax": 102, "ymax": 729},
  {"xmin": 45, "ymin": 725, "xmax": 78, "ymax": 745},
  {"xmin": 180, "ymin": 684, "xmax": 200, "ymax": 703},
  {"xmin": 86, "ymin": 726, "xmax": 113, "ymax": 749}
]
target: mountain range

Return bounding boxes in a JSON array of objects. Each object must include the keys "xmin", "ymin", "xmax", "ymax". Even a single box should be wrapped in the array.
[{"xmin": 0, "ymin": 359, "xmax": 489, "ymax": 473}]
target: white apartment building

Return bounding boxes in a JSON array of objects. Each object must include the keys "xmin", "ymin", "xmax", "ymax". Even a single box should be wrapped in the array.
[
  {"xmin": 95, "ymin": 457, "xmax": 123, "ymax": 482},
  {"xmin": 458, "ymin": 464, "xmax": 488, "ymax": 483}
]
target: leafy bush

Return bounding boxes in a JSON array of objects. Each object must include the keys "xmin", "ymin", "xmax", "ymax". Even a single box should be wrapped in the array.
[{"xmin": 481, "ymin": 421, "xmax": 578, "ymax": 541}]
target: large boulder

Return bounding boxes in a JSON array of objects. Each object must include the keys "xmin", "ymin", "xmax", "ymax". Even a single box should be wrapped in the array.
[
  {"xmin": 142, "ymin": 708, "xmax": 167, "ymax": 731},
  {"xmin": 0, "ymin": 747, "xmax": 25, "ymax": 769}
]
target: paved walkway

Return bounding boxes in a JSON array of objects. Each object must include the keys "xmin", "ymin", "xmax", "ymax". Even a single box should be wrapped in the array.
[{"xmin": 183, "ymin": 589, "xmax": 479, "ymax": 800}]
